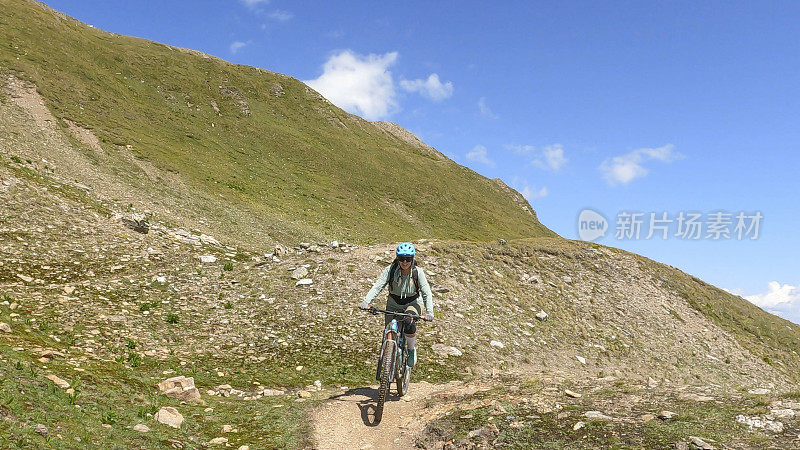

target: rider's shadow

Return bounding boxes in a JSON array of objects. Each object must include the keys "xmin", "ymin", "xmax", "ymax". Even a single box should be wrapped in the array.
[{"xmin": 329, "ymin": 387, "xmax": 403, "ymax": 427}]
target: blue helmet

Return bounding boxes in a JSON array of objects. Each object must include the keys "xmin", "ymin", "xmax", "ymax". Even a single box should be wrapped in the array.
[{"xmin": 396, "ymin": 242, "xmax": 416, "ymax": 257}]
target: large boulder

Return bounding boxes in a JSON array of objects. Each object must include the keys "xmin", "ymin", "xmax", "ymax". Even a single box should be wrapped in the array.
[
  {"xmin": 119, "ymin": 213, "xmax": 150, "ymax": 234},
  {"xmin": 158, "ymin": 376, "xmax": 201, "ymax": 402},
  {"xmin": 154, "ymin": 407, "xmax": 184, "ymax": 428}
]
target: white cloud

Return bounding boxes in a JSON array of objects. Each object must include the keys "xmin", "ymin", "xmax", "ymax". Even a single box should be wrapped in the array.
[
  {"xmin": 599, "ymin": 144, "xmax": 683, "ymax": 185},
  {"xmin": 229, "ymin": 41, "xmax": 248, "ymax": 54},
  {"xmin": 268, "ymin": 9, "xmax": 293, "ymax": 21},
  {"xmin": 478, "ymin": 97, "xmax": 498, "ymax": 119},
  {"xmin": 508, "ymin": 176, "xmax": 548, "ymax": 202},
  {"xmin": 745, "ymin": 282, "xmax": 800, "ymax": 325},
  {"xmin": 399, "ymin": 74, "xmax": 453, "ymax": 101},
  {"xmin": 304, "ymin": 50, "xmax": 399, "ymax": 120},
  {"xmin": 521, "ymin": 185, "xmax": 548, "ymax": 201},
  {"xmin": 506, "ymin": 143, "xmax": 568, "ymax": 171},
  {"xmin": 241, "ymin": 0, "xmax": 268, "ymax": 9},
  {"xmin": 466, "ymin": 145, "xmax": 494, "ymax": 166}
]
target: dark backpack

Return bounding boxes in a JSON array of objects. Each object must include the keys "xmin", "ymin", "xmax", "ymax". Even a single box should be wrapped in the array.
[{"xmin": 388, "ymin": 259, "xmax": 419, "ymax": 294}]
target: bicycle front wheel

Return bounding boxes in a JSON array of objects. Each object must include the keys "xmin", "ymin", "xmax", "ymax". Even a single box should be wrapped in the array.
[{"xmin": 375, "ymin": 339, "xmax": 395, "ymax": 424}]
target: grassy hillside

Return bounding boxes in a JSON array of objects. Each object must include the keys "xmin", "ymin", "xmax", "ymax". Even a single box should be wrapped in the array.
[{"xmin": 0, "ymin": 0, "xmax": 553, "ymax": 249}]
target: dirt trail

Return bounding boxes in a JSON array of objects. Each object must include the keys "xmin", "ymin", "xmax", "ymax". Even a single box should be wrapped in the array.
[{"xmin": 312, "ymin": 381, "xmax": 477, "ymax": 449}]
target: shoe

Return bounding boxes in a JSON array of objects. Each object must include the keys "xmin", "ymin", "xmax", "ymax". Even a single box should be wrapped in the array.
[{"xmin": 407, "ymin": 348, "xmax": 417, "ymax": 367}]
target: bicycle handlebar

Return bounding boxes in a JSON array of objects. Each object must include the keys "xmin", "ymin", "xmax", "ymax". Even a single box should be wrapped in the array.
[{"xmin": 359, "ymin": 306, "xmax": 431, "ymax": 321}]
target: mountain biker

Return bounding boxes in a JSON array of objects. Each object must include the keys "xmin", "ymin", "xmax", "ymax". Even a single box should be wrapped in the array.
[{"xmin": 359, "ymin": 242, "xmax": 434, "ymax": 367}]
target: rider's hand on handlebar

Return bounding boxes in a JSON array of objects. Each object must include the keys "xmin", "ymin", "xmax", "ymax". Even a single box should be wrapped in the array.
[{"xmin": 424, "ymin": 313, "xmax": 434, "ymax": 322}]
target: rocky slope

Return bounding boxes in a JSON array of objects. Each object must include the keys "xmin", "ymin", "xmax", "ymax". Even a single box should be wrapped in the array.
[{"xmin": 3, "ymin": 145, "xmax": 800, "ymax": 447}]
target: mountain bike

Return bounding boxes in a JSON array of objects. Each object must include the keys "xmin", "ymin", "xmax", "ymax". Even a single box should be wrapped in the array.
[{"xmin": 360, "ymin": 307, "xmax": 429, "ymax": 424}]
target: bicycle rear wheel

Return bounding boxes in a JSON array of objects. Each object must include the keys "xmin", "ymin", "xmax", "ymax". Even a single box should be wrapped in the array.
[
  {"xmin": 375, "ymin": 339, "xmax": 395, "ymax": 424},
  {"xmin": 397, "ymin": 364, "xmax": 410, "ymax": 396}
]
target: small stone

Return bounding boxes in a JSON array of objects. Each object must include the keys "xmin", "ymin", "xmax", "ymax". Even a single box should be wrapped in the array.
[
  {"xmin": 564, "ymin": 389, "xmax": 581, "ymax": 398},
  {"xmin": 535, "ymin": 310, "xmax": 548, "ymax": 321},
  {"xmin": 573, "ymin": 421, "xmax": 585, "ymax": 431},
  {"xmin": 221, "ymin": 424, "xmax": 233, "ymax": 433},
  {"xmin": 238, "ymin": 446, "xmax": 250, "ymax": 450},
  {"xmin": 584, "ymin": 411, "xmax": 612, "ymax": 420},
  {"xmin": 34, "ymin": 424, "xmax": 48, "ymax": 437},
  {"xmin": 299, "ymin": 242, "xmax": 311, "ymax": 249},
  {"xmin": 688, "ymin": 436, "xmax": 714, "ymax": 449},
  {"xmin": 431, "ymin": 344, "xmax": 462, "ymax": 357},
  {"xmin": 291, "ymin": 267, "xmax": 308, "ymax": 280},
  {"xmin": 198, "ymin": 255, "xmax": 217, "ymax": 263},
  {"xmin": 209, "ymin": 437, "xmax": 228, "ymax": 445},
  {"xmin": 158, "ymin": 376, "xmax": 201, "ymax": 402},
  {"xmin": 133, "ymin": 424, "xmax": 151, "ymax": 433},
  {"xmin": 155, "ymin": 406, "xmax": 184, "ymax": 428},
  {"xmin": 658, "ymin": 410, "xmax": 677, "ymax": 420},
  {"xmin": 17, "ymin": 274, "xmax": 34, "ymax": 283},
  {"xmin": 770, "ymin": 409, "xmax": 795, "ymax": 419},
  {"xmin": 576, "ymin": 355, "xmax": 586, "ymax": 365},
  {"xmin": 498, "ymin": 239, "xmax": 507, "ymax": 245},
  {"xmin": 296, "ymin": 365, "xmax": 303, "ymax": 371},
  {"xmin": 489, "ymin": 340, "xmax": 505, "ymax": 349},
  {"xmin": 295, "ymin": 278, "xmax": 313, "ymax": 286},
  {"xmin": 46, "ymin": 374, "xmax": 70, "ymax": 389},
  {"xmin": 640, "ymin": 413, "xmax": 655, "ymax": 423},
  {"xmin": 748, "ymin": 388, "xmax": 770, "ymax": 395},
  {"xmin": 0, "ymin": 322, "xmax": 10, "ymax": 333},
  {"xmin": 297, "ymin": 390, "xmax": 311, "ymax": 398},
  {"xmin": 329, "ymin": 240, "xmax": 339, "ymax": 248}
]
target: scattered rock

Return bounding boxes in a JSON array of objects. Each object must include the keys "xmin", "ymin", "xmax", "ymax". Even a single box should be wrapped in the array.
[
  {"xmin": 535, "ymin": 310, "xmax": 548, "ymax": 321},
  {"xmin": 297, "ymin": 390, "xmax": 311, "ymax": 398},
  {"xmin": 133, "ymin": 424, "xmax": 151, "ymax": 433},
  {"xmin": 498, "ymin": 239, "xmax": 507, "ymax": 245},
  {"xmin": 291, "ymin": 266, "xmax": 308, "ymax": 280},
  {"xmin": 295, "ymin": 278, "xmax": 313, "ymax": 286},
  {"xmin": 769, "ymin": 408, "xmax": 795, "ymax": 419},
  {"xmin": 576, "ymin": 355, "xmax": 587, "ymax": 365},
  {"xmin": 678, "ymin": 393, "xmax": 714, "ymax": 402},
  {"xmin": 45, "ymin": 374, "xmax": 70, "ymax": 389},
  {"xmin": 221, "ymin": 424, "xmax": 233, "ymax": 433},
  {"xmin": 198, "ymin": 255, "xmax": 217, "ymax": 263},
  {"xmin": 431, "ymin": 343, "xmax": 463, "ymax": 357},
  {"xmin": 34, "ymin": 424, "xmax": 48, "ymax": 437},
  {"xmin": 573, "ymin": 421, "xmax": 585, "ymax": 431},
  {"xmin": 584, "ymin": 411, "xmax": 612, "ymax": 420},
  {"xmin": 489, "ymin": 340, "xmax": 505, "ymax": 349},
  {"xmin": 119, "ymin": 213, "xmax": 149, "ymax": 234},
  {"xmin": 329, "ymin": 240, "xmax": 339, "ymax": 248},
  {"xmin": 688, "ymin": 436, "xmax": 714, "ymax": 449},
  {"xmin": 0, "ymin": 322, "xmax": 10, "ymax": 333},
  {"xmin": 209, "ymin": 437, "xmax": 228, "ymax": 445},
  {"xmin": 17, "ymin": 274, "xmax": 33, "ymax": 283},
  {"xmin": 564, "ymin": 389, "xmax": 581, "ymax": 398},
  {"xmin": 158, "ymin": 376, "xmax": 201, "ymax": 402},
  {"xmin": 155, "ymin": 407, "xmax": 184, "ymax": 429},
  {"xmin": 659, "ymin": 410, "xmax": 677, "ymax": 420},
  {"xmin": 199, "ymin": 234, "xmax": 221, "ymax": 246},
  {"xmin": 736, "ymin": 414, "xmax": 784, "ymax": 433},
  {"xmin": 299, "ymin": 242, "xmax": 311, "ymax": 249},
  {"xmin": 748, "ymin": 388, "xmax": 770, "ymax": 395}
]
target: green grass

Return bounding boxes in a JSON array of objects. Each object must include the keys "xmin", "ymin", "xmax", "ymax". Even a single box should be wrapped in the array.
[{"xmin": 0, "ymin": 0, "xmax": 555, "ymax": 248}]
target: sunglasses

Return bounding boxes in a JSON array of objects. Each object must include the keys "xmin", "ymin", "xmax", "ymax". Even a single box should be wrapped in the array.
[{"xmin": 397, "ymin": 256, "xmax": 414, "ymax": 262}]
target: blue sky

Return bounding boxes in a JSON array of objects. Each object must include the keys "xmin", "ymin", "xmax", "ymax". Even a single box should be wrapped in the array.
[{"xmin": 44, "ymin": 1, "xmax": 800, "ymax": 323}]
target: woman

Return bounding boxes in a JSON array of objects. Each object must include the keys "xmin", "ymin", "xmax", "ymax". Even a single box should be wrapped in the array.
[{"xmin": 359, "ymin": 242, "xmax": 434, "ymax": 367}]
